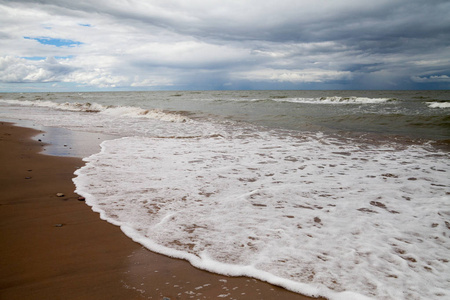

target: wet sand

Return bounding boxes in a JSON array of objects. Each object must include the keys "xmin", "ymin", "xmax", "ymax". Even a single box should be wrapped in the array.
[{"xmin": 0, "ymin": 122, "xmax": 325, "ymax": 300}]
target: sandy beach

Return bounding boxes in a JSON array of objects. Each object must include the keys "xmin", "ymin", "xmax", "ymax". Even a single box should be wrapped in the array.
[{"xmin": 0, "ymin": 121, "xmax": 323, "ymax": 300}]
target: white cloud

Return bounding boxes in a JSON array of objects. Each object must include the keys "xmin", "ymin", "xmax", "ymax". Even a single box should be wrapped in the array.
[
  {"xmin": 411, "ymin": 75, "xmax": 450, "ymax": 83},
  {"xmin": 0, "ymin": 55, "xmax": 131, "ymax": 88},
  {"xmin": 0, "ymin": 56, "xmax": 73, "ymax": 82},
  {"xmin": 234, "ymin": 68, "xmax": 352, "ymax": 83},
  {"xmin": 63, "ymin": 69, "xmax": 128, "ymax": 88},
  {"xmin": 131, "ymin": 76, "xmax": 173, "ymax": 87}
]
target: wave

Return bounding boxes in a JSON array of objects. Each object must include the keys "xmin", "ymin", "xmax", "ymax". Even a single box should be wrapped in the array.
[
  {"xmin": 0, "ymin": 99, "xmax": 190, "ymax": 123},
  {"xmin": 268, "ymin": 96, "xmax": 395, "ymax": 104},
  {"xmin": 203, "ymin": 96, "xmax": 394, "ymax": 104},
  {"xmin": 427, "ymin": 101, "xmax": 450, "ymax": 109}
]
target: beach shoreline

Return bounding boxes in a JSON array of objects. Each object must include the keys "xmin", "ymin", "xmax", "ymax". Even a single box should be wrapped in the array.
[{"xmin": 0, "ymin": 121, "xmax": 323, "ymax": 300}]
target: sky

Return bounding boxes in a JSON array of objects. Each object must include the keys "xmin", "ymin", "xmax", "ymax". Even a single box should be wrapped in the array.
[{"xmin": 0, "ymin": 0, "xmax": 449, "ymax": 92}]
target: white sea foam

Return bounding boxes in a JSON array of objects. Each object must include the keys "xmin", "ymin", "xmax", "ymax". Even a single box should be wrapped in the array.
[
  {"xmin": 270, "ymin": 96, "xmax": 394, "ymax": 104},
  {"xmin": 427, "ymin": 102, "xmax": 450, "ymax": 109},
  {"xmin": 73, "ymin": 132, "xmax": 450, "ymax": 300}
]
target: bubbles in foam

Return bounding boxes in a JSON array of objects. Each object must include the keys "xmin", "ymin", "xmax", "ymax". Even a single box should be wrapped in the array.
[{"xmin": 73, "ymin": 131, "xmax": 450, "ymax": 300}]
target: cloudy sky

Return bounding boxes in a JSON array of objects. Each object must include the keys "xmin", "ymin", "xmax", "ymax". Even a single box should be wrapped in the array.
[{"xmin": 1, "ymin": 0, "xmax": 449, "ymax": 91}]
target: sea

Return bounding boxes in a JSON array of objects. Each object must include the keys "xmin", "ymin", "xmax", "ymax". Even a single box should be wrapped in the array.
[{"xmin": 1, "ymin": 90, "xmax": 449, "ymax": 300}]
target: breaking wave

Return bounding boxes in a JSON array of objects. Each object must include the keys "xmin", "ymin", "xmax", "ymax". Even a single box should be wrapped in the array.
[
  {"xmin": 0, "ymin": 99, "xmax": 190, "ymax": 123},
  {"xmin": 427, "ymin": 101, "xmax": 450, "ymax": 109},
  {"xmin": 268, "ymin": 96, "xmax": 395, "ymax": 104}
]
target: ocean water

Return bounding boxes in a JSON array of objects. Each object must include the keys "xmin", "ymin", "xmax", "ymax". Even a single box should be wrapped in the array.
[{"xmin": 1, "ymin": 90, "xmax": 449, "ymax": 299}]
